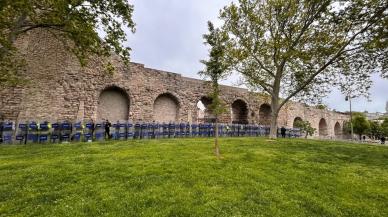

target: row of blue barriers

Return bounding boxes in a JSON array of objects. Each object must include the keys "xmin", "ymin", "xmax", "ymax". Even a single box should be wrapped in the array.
[{"xmin": 0, "ymin": 121, "xmax": 302, "ymax": 144}]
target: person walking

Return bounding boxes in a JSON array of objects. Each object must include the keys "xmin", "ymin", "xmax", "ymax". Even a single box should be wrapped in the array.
[
  {"xmin": 381, "ymin": 136, "xmax": 386, "ymax": 145},
  {"xmin": 281, "ymin": 126, "xmax": 286, "ymax": 138},
  {"xmin": 105, "ymin": 119, "xmax": 112, "ymax": 139},
  {"xmin": 0, "ymin": 117, "xmax": 4, "ymax": 144}
]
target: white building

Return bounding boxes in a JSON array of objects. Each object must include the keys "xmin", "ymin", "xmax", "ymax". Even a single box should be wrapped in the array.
[{"xmin": 363, "ymin": 101, "xmax": 388, "ymax": 120}]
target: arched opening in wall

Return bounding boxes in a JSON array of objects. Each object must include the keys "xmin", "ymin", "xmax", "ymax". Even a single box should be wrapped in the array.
[
  {"xmin": 197, "ymin": 96, "xmax": 215, "ymax": 123},
  {"xmin": 259, "ymin": 103, "xmax": 272, "ymax": 125},
  {"xmin": 231, "ymin": 99, "xmax": 248, "ymax": 124},
  {"xmin": 153, "ymin": 93, "xmax": 180, "ymax": 123},
  {"xmin": 293, "ymin": 117, "xmax": 303, "ymax": 128},
  {"xmin": 97, "ymin": 87, "xmax": 129, "ymax": 122},
  {"xmin": 319, "ymin": 118, "xmax": 328, "ymax": 136},
  {"xmin": 334, "ymin": 122, "xmax": 342, "ymax": 138}
]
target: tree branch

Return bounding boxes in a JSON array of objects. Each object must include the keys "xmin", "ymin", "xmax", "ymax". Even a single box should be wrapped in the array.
[
  {"xmin": 18, "ymin": 23, "xmax": 66, "ymax": 34},
  {"xmin": 233, "ymin": 24, "xmax": 276, "ymax": 78},
  {"xmin": 234, "ymin": 67, "xmax": 273, "ymax": 95},
  {"xmin": 278, "ymin": 8, "xmax": 386, "ymax": 110},
  {"xmin": 278, "ymin": 1, "xmax": 330, "ymax": 73}
]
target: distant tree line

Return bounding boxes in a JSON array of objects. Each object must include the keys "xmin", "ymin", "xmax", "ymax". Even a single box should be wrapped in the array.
[{"xmin": 344, "ymin": 113, "xmax": 388, "ymax": 140}]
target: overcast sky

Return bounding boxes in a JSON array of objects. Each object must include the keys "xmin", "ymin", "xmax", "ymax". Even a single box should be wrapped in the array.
[{"xmin": 126, "ymin": 0, "xmax": 388, "ymax": 113}]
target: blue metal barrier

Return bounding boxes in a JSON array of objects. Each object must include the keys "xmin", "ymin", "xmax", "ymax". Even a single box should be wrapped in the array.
[
  {"xmin": 127, "ymin": 123, "xmax": 134, "ymax": 139},
  {"xmin": 61, "ymin": 122, "xmax": 72, "ymax": 142},
  {"xmin": 95, "ymin": 123, "xmax": 104, "ymax": 141},
  {"xmin": 2, "ymin": 122, "xmax": 13, "ymax": 144},
  {"xmin": 39, "ymin": 122, "xmax": 50, "ymax": 143},
  {"xmin": 51, "ymin": 123, "xmax": 60, "ymax": 143},
  {"xmin": 0, "ymin": 120, "xmax": 302, "ymax": 145},
  {"xmin": 15, "ymin": 123, "xmax": 27, "ymax": 144}
]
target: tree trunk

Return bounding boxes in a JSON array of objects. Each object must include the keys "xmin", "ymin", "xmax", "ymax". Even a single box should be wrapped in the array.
[
  {"xmin": 269, "ymin": 95, "xmax": 280, "ymax": 139},
  {"xmin": 214, "ymin": 120, "xmax": 220, "ymax": 158}
]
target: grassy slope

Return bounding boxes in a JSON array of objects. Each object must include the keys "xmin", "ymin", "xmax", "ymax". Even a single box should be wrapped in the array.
[{"xmin": 0, "ymin": 138, "xmax": 388, "ymax": 217}]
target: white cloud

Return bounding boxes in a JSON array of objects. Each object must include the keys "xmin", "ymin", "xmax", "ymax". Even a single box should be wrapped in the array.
[{"xmin": 127, "ymin": 0, "xmax": 388, "ymax": 113}]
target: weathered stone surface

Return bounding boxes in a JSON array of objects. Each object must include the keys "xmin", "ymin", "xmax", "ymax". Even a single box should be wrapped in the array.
[
  {"xmin": 0, "ymin": 29, "xmax": 349, "ymax": 138},
  {"xmin": 97, "ymin": 87, "xmax": 130, "ymax": 122},
  {"xmin": 153, "ymin": 93, "xmax": 180, "ymax": 122}
]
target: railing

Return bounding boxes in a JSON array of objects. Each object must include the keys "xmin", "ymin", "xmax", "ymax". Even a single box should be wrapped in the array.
[{"xmin": 0, "ymin": 121, "xmax": 302, "ymax": 145}]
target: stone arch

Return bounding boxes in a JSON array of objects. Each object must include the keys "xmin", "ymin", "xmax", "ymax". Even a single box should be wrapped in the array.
[
  {"xmin": 231, "ymin": 99, "xmax": 248, "ymax": 124},
  {"xmin": 197, "ymin": 96, "xmax": 215, "ymax": 123},
  {"xmin": 319, "ymin": 118, "xmax": 328, "ymax": 136},
  {"xmin": 153, "ymin": 93, "xmax": 180, "ymax": 122},
  {"xmin": 259, "ymin": 103, "xmax": 272, "ymax": 125},
  {"xmin": 293, "ymin": 117, "xmax": 303, "ymax": 128},
  {"xmin": 97, "ymin": 86, "xmax": 130, "ymax": 121},
  {"xmin": 334, "ymin": 122, "xmax": 342, "ymax": 138}
]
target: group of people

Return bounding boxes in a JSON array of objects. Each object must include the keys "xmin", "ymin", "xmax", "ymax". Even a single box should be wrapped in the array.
[{"xmin": 361, "ymin": 135, "xmax": 385, "ymax": 144}]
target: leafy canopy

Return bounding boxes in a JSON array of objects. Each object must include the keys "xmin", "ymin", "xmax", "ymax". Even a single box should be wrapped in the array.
[
  {"xmin": 0, "ymin": 0, "xmax": 135, "ymax": 86},
  {"xmin": 199, "ymin": 22, "xmax": 231, "ymax": 117},
  {"xmin": 220, "ymin": 0, "xmax": 387, "ymax": 106},
  {"xmin": 218, "ymin": 0, "xmax": 387, "ymax": 138},
  {"xmin": 353, "ymin": 115, "xmax": 370, "ymax": 137},
  {"xmin": 344, "ymin": 113, "xmax": 370, "ymax": 137},
  {"xmin": 368, "ymin": 120, "xmax": 383, "ymax": 139},
  {"xmin": 381, "ymin": 118, "xmax": 388, "ymax": 136}
]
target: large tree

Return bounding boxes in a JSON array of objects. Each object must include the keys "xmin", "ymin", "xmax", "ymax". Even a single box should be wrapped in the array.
[
  {"xmin": 199, "ymin": 22, "xmax": 230, "ymax": 158},
  {"xmin": 368, "ymin": 120, "xmax": 383, "ymax": 140},
  {"xmin": 0, "ymin": 0, "xmax": 135, "ymax": 86},
  {"xmin": 219, "ymin": 0, "xmax": 388, "ymax": 138},
  {"xmin": 352, "ymin": 113, "xmax": 370, "ymax": 140}
]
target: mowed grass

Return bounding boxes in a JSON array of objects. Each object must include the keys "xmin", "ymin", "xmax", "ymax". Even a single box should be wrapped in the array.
[{"xmin": 1, "ymin": 138, "xmax": 388, "ymax": 217}]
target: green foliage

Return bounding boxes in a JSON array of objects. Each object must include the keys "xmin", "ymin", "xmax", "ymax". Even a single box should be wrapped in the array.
[
  {"xmin": 0, "ymin": 0, "xmax": 135, "ymax": 87},
  {"xmin": 294, "ymin": 120, "xmax": 316, "ymax": 138},
  {"xmin": 368, "ymin": 120, "xmax": 383, "ymax": 139},
  {"xmin": 381, "ymin": 118, "xmax": 388, "ymax": 136},
  {"xmin": 0, "ymin": 53, "xmax": 27, "ymax": 86},
  {"xmin": 352, "ymin": 113, "xmax": 371, "ymax": 138},
  {"xmin": 343, "ymin": 121, "xmax": 351, "ymax": 133},
  {"xmin": 199, "ymin": 22, "xmax": 231, "ymax": 117},
  {"xmin": 1, "ymin": 138, "xmax": 388, "ymax": 216},
  {"xmin": 218, "ymin": 0, "xmax": 388, "ymax": 137},
  {"xmin": 363, "ymin": 7, "xmax": 388, "ymax": 78},
  {"xmin": 316, "ymin": 104, "xmax": 327, "ymax": 110}
]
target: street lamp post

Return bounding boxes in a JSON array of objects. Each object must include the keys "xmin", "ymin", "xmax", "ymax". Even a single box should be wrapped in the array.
[{"xmin": 346, "ymin": 95, "xmax": 354, "ymax": 140}]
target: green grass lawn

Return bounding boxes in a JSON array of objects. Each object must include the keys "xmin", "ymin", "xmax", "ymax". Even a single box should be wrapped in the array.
[{"xmin": 1, "ymin": 138, "xmax": 388, "ymax": 217}]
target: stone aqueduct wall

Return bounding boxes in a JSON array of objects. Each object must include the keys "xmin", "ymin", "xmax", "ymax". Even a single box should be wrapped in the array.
[{"xmin": 0, "ymin": 30, "xmax": 349, "ymax": 138}]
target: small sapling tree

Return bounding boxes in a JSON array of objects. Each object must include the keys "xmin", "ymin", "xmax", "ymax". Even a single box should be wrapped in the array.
[
  {"xmin": 200, "ymin": 22, "xmax": 231, "ymax": 158},
  {"xmin": 294, "ymin": 119, "xmax": 316, "ymax": 139}
]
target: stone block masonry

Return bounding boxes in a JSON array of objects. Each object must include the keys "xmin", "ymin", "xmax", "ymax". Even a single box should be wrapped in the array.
[{"xmin": 0, "ymin": 29, "xmax": 349, "ymax": 138}]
